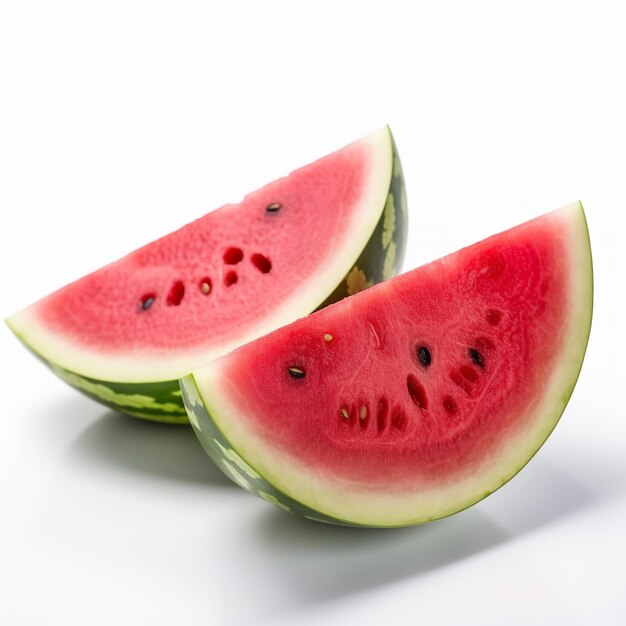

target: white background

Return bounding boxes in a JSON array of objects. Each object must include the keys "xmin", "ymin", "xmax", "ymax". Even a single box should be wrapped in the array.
[{"xmin": 1, "ymin": 1, "xmax": 625, "ymax": 624}]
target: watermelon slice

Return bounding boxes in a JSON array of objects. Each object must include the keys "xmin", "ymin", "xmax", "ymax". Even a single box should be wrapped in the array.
[
  {"xmin": 6, "ymin": 127, "xmax": 407, "ymax": 423},
  {"xmin": 181, "ymin": 202, "xmax": 592, "ymax": 526}
]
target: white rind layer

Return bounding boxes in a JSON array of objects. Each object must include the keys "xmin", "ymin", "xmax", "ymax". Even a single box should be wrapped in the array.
[
  {"xmin": 191, "ymin": 202, "xmax": 592, "ymax": 527},
  {"xmin": 6, "ymin": 128, "xmax": 393, "ymax": 383}
]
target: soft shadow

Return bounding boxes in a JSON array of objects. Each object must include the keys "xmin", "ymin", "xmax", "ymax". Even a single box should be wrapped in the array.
[
  {"xmin": 257, "ymin": 507, "xmax": 506, "ymax": 606},
  {"xmin": 249, "ymin": 457, "xmax": 597, "ymax": 612},
  {"xmin": 39, "ymin": 393, "xmax": 106, "ymax": 440},
  {"xmin": 67, "ymin": 410, "xmax": 233, "ymax": 487}
]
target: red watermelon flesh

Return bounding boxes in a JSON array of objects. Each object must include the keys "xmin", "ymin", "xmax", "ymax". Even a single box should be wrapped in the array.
[
  {"xmin": 185, "ymin": 202, "xmax": 592, "ymax": 526},
  {"xmin": 7, "ymin": 127, "xmax": 403, "ymax": 400}
]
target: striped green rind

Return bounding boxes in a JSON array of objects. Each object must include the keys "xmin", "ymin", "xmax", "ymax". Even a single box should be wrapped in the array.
[
  {"xmin": 7, "ymin": 332, "xmax": 188, "ymax": 423},
  {"xmin": 7, "ymin": 128, "xmax": 407, "ymax": 424},
  {"xmin": 47, "ymin": 357, "xmax": 188, "ymax": 424},
  {"xmin": 180, "ymin": 374, "xmax": 350, "ymax": 523},
  {"xmin": 6, "ymin": 332, "xmax": 189, "ymax": 422}
]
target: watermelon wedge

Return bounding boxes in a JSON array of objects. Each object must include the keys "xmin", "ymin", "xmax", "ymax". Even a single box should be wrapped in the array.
[
  {"xmin": 6, "ymin": 127, "xmax": 407, "ymax": 423},
  {"xmin": 181, "ymin": 202, "xmax": 592, "ymax": 527}
]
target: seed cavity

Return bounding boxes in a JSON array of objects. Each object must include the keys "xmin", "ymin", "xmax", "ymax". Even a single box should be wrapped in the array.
[
  {"xmin": 140, "ymin": 293, "xmax": 156, "ymax": 311},
  {"xmin": 416, "ymin": 345, "xmax": 431, "ymax": 367},
  {"xmin": 200, "ymin": 278, "xmax": 212, "ymax": 295},
  {"xmin": 443, "ymin": 396, "xmax": 457, "ymax": 415},
  {"xmin": 324, "ymin": 333, "xmax": 334, "ymax": 342},
  {"xmin": 460, "ymin": 365, "xmax": 478, "ymax": 382},
  {"xmin": 486, "ymin": 309, "xmax": 502, "ymax": 326},
  {"xmin": 287, "ymin": 366, "xmax": 305, "ymax": 379},
  {"xmin": 475, "ymin": 336, "xmax": 495, "ymax": 351},
  {"xmin": 251, "ymin": 253, "xmax": 272, "ymax": 274},
  {"xmin": 406, "ymin": 373, "xmax": 428, "ymax": 410},
  {"xmin": 377, "ymin": 397, "xmax": 389, "ymax": 434},
  {"xmin": 391, "ymin": 407, "xmax": 407, "ymax": 431},
  {"xmin": 224, "ymin": 270, "xmax": 238, "ymax": 286},
  {"xmin": 376, "ymin": 396, "xmax": 389, "ymax": 435},
  {"xmin": 266, "ymin": 202, "xmax": 281, "ymax": 213},
  {"xmin": 223, "ymin": 247, "xmax": 244, "ymax": 265},
  {"xmin": 469, "ymin": 348, "xmax": 484, "ymax": 368},
  {"xmin": 166, "ymin": 281, "xmax": 185, "ymax": 306},
  {"xmin": 450, "ymin": 369, "xmax": 473, "ymax": 395}
]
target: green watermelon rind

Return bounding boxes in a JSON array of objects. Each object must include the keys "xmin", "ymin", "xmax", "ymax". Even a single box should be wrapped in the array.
[
  {"xmin": 180, "ymin": 374, "xmax": 349, "ymax": 524},
  {"xmin": 49, "ymin": 364, "xmax": 188, "ymax": 424},
  {"xmin": 184, "ymin": 202, "xmax": 593, "ymax": 526},
  {"xmin": 6, "ymin": 129, "xmax": 407, "ymax": 424}
]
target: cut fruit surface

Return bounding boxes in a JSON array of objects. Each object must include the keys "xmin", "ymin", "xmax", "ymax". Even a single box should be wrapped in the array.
[
  {"xmin": 7, "ymin": 127, "xmax": 407, "ymax": 423},
  {"xmin": 183, "ymin": 202, "xmax": 592, "ymax": 526}
]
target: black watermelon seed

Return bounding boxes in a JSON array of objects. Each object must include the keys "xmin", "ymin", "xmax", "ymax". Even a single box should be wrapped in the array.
[
  {"xmin": 288, "ymin": 366, "xmax": 305, "ymax": 379},
  {"xmin": 140, "ymin": 296, "xmax": 155, "ymax": 310},
  {"xmin": 417, "ymin": 345, "xmax": 431, "ymax": 367},
  {"xmin": 266, "ymin": 202, "xmax": 281, "ymax": 213},
  {"xmin": 469, "ymin": 348, "xmax": 484, "ymax": 368}
]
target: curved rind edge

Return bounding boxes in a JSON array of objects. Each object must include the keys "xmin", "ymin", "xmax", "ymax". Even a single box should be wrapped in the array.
[
  {"xmin": 180, "ymin": 374, "xmax": 352, "ymax": 524},
  {"xmin": 316, "ymin": 128, "xmax": 408, "ymax": 308},
  {"xmin": 186, "ymin": 202, "xmax": 593, "ymax": 526},
  {"xmin": 5, "ymin": 128, "xmax": 406, "ymax": 423},
  {"xmin": 6, "ymin": 340, "xmax": 189, "ymax": 424}
]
